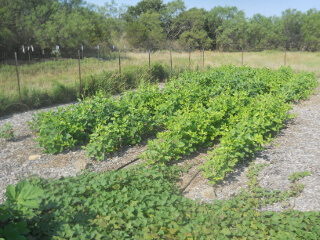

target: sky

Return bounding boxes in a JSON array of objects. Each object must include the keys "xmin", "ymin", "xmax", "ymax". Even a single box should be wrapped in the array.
[{"xmin": 86, "ymin": 0, "xmax": 320, "ymax": 18}]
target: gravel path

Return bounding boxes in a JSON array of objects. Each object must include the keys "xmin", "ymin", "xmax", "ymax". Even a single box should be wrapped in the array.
[{"xmin": 1, "ymin": 86, "xmax": 319, "ymax": 211}]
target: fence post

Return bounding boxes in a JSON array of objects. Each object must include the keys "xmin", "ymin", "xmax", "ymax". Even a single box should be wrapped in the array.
[
  {"xmin": 241, "ymin": 49, "xmax": 244, "ymax": 66},
  {"xmin": 28, "ymin": 48, "xmax": 31, "ymax": 63},
  {"xmin": 14, "ymin": 52, "xmax": 22, "ymax": 104},
  {"xmin": 81, "ymin": 46, "xmax": 84, "ymax": 59},
  {"xmin": 148, "ymin": 50, "xmax": 151, "ymax": 69},
  {"xmin": 202, "ymin": 49, "xmax": 205, "ymax": 68},
  {"xmin": 189, "ymin": 50, "xmax": 191, "ymax": 69},
  {"xmin": 118, "ymin": 50, "xmax": 121, "ymax": 74},
  {"xmin": 78, "ymin": 50, "xmax": 82, "ymax": 95},
  {"xmin": 170, "ymin": 49, "xmax": 173, "ymax": 78},
  {"xmin": 284, "ymin": 50, "xmax": 287, "ymax": 66}
]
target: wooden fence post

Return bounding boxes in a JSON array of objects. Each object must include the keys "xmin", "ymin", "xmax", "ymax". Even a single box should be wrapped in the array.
[
  {"xmin": 148, "ymin": 50, "xmax": 151, "ymax": 69},
  {"xmin": 202, "ymin": 49, "xmax": 205, "ymax": 68},
  {"xmin": 170, "ymin": 49, "xmax": 173, "ymax": 78},
  {"xmin": 14, "ymin": 52, "xmax": 22, "ymax": 104},
  {"xmin": 118, "ymin": 50, "xmax": 121, "ymax": 74},
  {"xmin": 28, "ymin": 48, "xmax": 31, "ymax": 63},
  {"xmin": 78, "ymin": 50, "xmax": 82, "ymax": 94},
  {"xmin": 241, "ymin": 49, "xmax": 244, "ymax": 66}
]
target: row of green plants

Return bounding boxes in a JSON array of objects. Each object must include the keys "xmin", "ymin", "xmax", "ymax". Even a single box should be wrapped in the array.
[
  {"xmin": 1, "ymin": 165, "xmax": 319, "ymax": 239},
  {"xmin": 201, "ymin": 94, "xmax": 292, "ymax": 183},
  {"xmin": 0, "ymin": 62, "xmax": 176, "ymax": 117},
  {"xmin": 30, "ymin": 66, "xmax": 318, "ymax": 183}
]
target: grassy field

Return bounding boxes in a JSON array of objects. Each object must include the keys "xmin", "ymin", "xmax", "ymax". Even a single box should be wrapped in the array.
[
  {"xmin": 1, "ymin": 50, "xmax": 320, "ymax": 95},
  {"xmin": 1, "ymin": 50, "xmax": 319, "ymax": 116},
  {"xmin": 129, "ymin": 50, "xmax": 320, "ymax": 74}
]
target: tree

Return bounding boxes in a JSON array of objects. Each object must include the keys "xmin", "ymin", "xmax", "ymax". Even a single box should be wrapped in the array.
[
  {"xmin": 124, "ymin": 0, "xmax": 186, "ymax": 48},
  {"xmin": 179, "ymin": 29, "xmax": 212, "ymax": 50},
  {"xmin": 172, "ymin": 8, "xmax": 212, "ymax": 49},
  {"xmin": 161, "ymin": 0, "xmax": 186, "ymax": 40},
  {"xmin": 281, "ymin": 9, "xmax": 305, "ymax": 50},
  {"xmin": 247, "ymin": 14, "xmax": 282, "ymax": 50},
  {"xmin": 0, "ymin": 0, "xmax": 57, "ymax": 50},
  {"xmin": 0, "ymin": 0, "xmax": 107, "ymax": 55},
  {"xmin": 302, "ymin": 9, "xmax": 320, "ymax": 51},
  {"xmin": 125, "ymin": 0, "xmax": 165, "ymax": 21},
  {"xmin": 126, "ymin": 11, "xmax": 166, "ymax": 49},
  {"xmin": 214, "ymin": 9, "xmax": 248, "ymax": 51},
  {"xmin": 206, "ymin": 6, "xmax": 242, "ymax": 50}
]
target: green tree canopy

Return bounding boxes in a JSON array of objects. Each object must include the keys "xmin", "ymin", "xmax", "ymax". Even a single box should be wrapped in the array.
[
  {"xmin": 126, "ymin": 11, "xmax": 166, "ymax": 49},
  {"xmin": 302, "ymin": 9, "xmax": 320, "ymax": 51}
]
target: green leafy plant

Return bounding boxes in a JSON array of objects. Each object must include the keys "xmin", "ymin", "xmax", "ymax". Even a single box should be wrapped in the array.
[
  {"xmin": 31, "ymin": 66, "xmax": 318, "ymax": 184},
  {"xmin": 0, "ymin": 181, "xmax": 44, "ymax": 240},
  {"xmin": 288, "ymin": 171, "xmax": 312, "ymax": 196},
  {"xmin": 288, "ymin": 171, "xmax": 312, "ymax": 182},
  {"xmin": 2, "ymin": 165, "xmax": 318, "ymax": 239},
  {"xmin": 0, "ymin": 123, "xmax": 14, "ymax": 141}
]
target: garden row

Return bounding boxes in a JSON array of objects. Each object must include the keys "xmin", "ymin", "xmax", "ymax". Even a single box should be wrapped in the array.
[
  {"xmin": 1, "ymin": 165, "xmax": 319, "ymax": 239},
  {"xmin": 30, "ymin": 65, "xmax": 318, "ymax": 183}
]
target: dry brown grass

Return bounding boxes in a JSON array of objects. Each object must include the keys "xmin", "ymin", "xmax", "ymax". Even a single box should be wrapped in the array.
[{"xmin": 133, "ymin": 50, "xmax": 320, "ymax": 75}]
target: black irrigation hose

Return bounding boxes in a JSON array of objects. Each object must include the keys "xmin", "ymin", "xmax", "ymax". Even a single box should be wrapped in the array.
[
  {"xmin": 115, "ymin": 157, "xmax": 201, "ymax": 193},
  {"xmin": 5, "ymin": 102, "xmax": 29, "ymax": 111},
  {"xmin": 180, "ymin": 169, "xmax": 202, "ymax": 193},
  {"xmin": 116, "ymin": 157, "xmax": 140, "ymax": 170}
]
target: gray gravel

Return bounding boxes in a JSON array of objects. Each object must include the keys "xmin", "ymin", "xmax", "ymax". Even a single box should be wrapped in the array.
[{"xmin": 256, "ymin": 88, "xmax": 320, "ymax": 211}]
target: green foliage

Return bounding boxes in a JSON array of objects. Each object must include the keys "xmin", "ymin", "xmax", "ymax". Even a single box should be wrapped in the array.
[
  {"xmin": 31, "ymin": 66, "xmax": 318, "ymax": 176},
  {"xmin": 83, "ymin": 63, "xmax": 169, "ymax": 96},
  {"xmin": 126, "ymin": 11, "xmax": 166, "ymax": 50},
  {"xmin": 179, "ymin": 29, "xmax": 212, "ymax": 50},
  {"xmin": 2, "ymin": 165, "xmax": 319, "ymax": 239},
  {"xmin": 4, "ymin": 181, "xmax": 44, "ymax": 216},
  {"xmin": 288, "ymin": 171, "xmax": 312, "ymax": 182},
  {"xmin": 0, "ymin": 0, "xmax": 108, "ymax": 52},
  {"xmin": 0, "ymin": 123, "xmax": 14, "ymax": 141},
  {"xmin": 149, "ymin": 63, "xmax": 169, "ymax": 81},
  {"xmin": 3, "ymin": 0, "xmax": 320, "ymax": 52},
  {"xmin": 215, "ymin": 10, "xmax": 248, "ymax": 51},
  {"xmin": 0, "ymin": 181, "xmax": 44, "ymax": 240},
  {"xmin": 302, "ymin": 10, "xmax": 320, "ymax": 51},
  {"xmin": 202, "ymin": 95, "xmax": 292, "ymax": 183},
  {"xmin": 140, "ymin": 99, "xmax": 226, "ymax": 164},
  {"xmin": 84, "ymin": 86, "xmax": 162, "ymax": 160}
]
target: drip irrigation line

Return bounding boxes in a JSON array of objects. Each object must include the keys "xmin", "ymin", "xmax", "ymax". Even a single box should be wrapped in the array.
[
  {"xmin": 115, "ymin": 156, "xmax": 202, "ymax": 193},
  {"xmin": 180, "ymin": 169, "xmax": 202, "ymax": 193},
  {"xmin": 5, "ymin": 102, "xmax": 29, "ymax": 111},
  {"xmin": 116, "ymin": 157, "xmax": 140, "ymax": 170}
]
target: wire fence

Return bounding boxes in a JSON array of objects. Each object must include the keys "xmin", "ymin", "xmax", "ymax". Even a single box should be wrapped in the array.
[
  {"xmin": 0, "ymin": 45, "xmax": 128, "ymax": 62},
  {"xmin": 2, "ymin": 48, "xmax": 298, "ymax": 102}
]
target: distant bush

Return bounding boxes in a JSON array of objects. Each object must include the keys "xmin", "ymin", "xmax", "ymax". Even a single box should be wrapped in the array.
[{"xmin": 83, "ymin": 63, "xmax": 172, "ymax": 96}]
